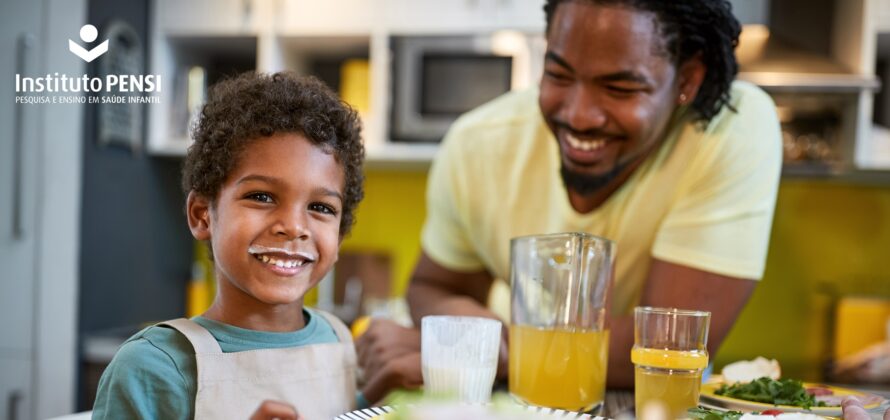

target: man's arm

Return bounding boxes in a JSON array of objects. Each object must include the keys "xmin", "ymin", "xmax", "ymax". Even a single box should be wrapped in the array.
[
  {"xmin": 605, "ymin": 258, "xmax": 757, "ymax": 389},
  {"xmin": 406, "ymin": 251, "xmax": 497, "ymax": 324}
]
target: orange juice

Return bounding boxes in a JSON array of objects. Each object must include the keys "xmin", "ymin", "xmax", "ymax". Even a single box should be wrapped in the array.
[
  {"xmin": 509, "ymin": 325, "xmax": 609, "ymax": 411},
  {"xmin": 631, "ymin": 348, "xmax": 708, "ymax": 419}
]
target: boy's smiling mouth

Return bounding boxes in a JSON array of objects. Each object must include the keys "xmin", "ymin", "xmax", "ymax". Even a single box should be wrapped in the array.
[{"xmin": 248, "ymin": 245, "xmax": 317, "ymax": 275}]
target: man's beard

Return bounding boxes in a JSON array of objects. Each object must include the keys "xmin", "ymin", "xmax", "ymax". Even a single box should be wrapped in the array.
[{"xmin": 560, "ymin": 161, "xmax": 629, "ymax": 197}]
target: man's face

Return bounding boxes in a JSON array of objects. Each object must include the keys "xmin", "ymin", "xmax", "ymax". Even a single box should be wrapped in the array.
[
  {"xmin": 205, "ymin": 133, "xmax": 344, "ymax": 307},
  {"xmin": 539, "ymin": 2, "xmax": 682, "ymax": 195}
]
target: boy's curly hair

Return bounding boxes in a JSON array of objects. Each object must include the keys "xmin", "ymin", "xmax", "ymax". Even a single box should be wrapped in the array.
[{"xmin": 182, "ymin": 71, "xmax": 365, "ymax": 236}]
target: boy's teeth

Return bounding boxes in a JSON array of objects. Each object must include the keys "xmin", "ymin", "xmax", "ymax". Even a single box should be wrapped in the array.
[{"xmin": 255, "ymin": 253, "xmax": 307, "ymax": 268}]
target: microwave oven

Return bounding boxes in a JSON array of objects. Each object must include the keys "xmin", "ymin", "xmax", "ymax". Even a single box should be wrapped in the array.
[{"xmin": 389, "ymin": 33, "xmax": 543, "ymax": 143}]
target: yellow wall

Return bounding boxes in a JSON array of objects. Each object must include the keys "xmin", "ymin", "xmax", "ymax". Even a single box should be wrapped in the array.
[
  {"xmin": 339, "ymin": 169, "xmax": 429, "ymax": 296},
  {"xmin": 714, "ymin": 179, "xmax": 890, "ymax": 380},
  {"xmin": 342, "ymin": 171, "xmax": 890, "ymax": 380}
]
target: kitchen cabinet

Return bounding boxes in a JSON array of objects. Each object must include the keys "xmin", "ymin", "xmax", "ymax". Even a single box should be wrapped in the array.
[
  {"xmin": 876, "ymin": 0, "xmax": 890, "ymax": 32},
  {"xmin": 147, "ymin": 0, "xmax": 888, "ymax": 174},
  {"xmin": 382, "ymin": 0, "xmax": 518, "ymax": 32},
  {"xmin": 0, "ymin": 0, "xmax": 41, "ymax": 356},
  {"xmin": 0, "ymin": 357, "xmax": 32, "ymax": 420},
  {"xmin": 276, "ymin": 0, "xmax": 544, "ymax": 35},
  {"xmin": 0, "ymin": 0, "xmax": 84, "ymax": 418},
  {"xmin": 493, "ymin": 0, "xmax": 547, "ymax": 29},
  {"xmin": 728, "ymin": 0, "xmax": 884, "ymax": 175},
  {"xmin": 147, "ymin": 0, "xmax": 546, "ymax": 169},
  {"xmin": 0, "ymin": 1, "xmax": 43, "ymax": 419},
  {"xmin": 278, "ymin": 0, "xmax": 378, "ymax": 33},
  {"xmin": 154, "ymin": 0, "xmax": 273, "ymax": 35}
]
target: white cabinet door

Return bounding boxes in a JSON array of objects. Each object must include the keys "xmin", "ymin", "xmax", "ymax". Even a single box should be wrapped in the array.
[
  {"xmin": 0, "ymin": 357, "xmax": 32, "ymax": 420},
  {"xmin": 384, "ymin": 0, "xmax": 501, "ymax": 32},
  {"xmin": 154, "ymin": 0, "xmax": 269, "ymax": 35},
  {"xmin": 0, "ymin": 0, "xmax": 41, "ymax": 356},
  {"xmin": 274, "ymin": 0, "xmax": 546, "ymax": 34},
  {"xmin": 877, "ymin": 0, "xmax": 890, "ymax": 32},
  {"xmin": 278, "ymin": 0, "xmax": 379, "ymax": 34},
  {"xmin": 494, "ymin": 0, "xmax": 546, "ymax": 31}
]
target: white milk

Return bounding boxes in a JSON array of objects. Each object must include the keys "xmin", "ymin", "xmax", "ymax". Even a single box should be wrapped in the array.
[{"xmin": 422, "ymin": 364, "xmax": 497, "ymax": 403}]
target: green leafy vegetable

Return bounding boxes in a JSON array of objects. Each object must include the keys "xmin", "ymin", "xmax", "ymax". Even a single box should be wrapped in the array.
[
  {"xmin": 714, "ymin": 377, "xmax": 827, "ymax": 409},
  {"xmin": 687, "ymin": 407, "xmax": 744, "ymax": 420}
]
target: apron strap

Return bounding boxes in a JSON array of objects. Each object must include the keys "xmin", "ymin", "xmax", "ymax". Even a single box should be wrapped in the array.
[
  {"xmin": 312, "ymin": 309, "xmax": 353, "ymax": 344},
  {"xmin": 159, "ymin": 318, "xmax": 223, "ymax": 355}
]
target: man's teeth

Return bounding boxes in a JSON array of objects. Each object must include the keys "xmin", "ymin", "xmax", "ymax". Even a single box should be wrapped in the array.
[
  {"xmin": 255, "ymin": 254, "xmax": 308, "ymax": 268},
  {"xmin": 567, "ymin": 134, "xmax": 606, "ymax": 151}
]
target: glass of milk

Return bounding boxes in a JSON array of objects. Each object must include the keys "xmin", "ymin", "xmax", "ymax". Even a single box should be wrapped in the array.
[{"xmin": 421, "ymin": 316, "xmax": 502, "ymax": 403}]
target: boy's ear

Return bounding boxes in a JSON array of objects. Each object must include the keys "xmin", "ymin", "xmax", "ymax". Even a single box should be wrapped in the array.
[{"xmin": 186, "ymin": 191, "xmax": 212, "ymax": 241}]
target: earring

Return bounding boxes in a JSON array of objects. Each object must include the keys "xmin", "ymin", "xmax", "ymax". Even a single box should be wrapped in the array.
[{"xmin": 679, "ymin": 93, "xmax": 688, "ymax": 104}]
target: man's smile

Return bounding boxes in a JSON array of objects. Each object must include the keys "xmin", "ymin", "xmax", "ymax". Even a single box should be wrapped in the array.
[
  {"xmin": 566, "ymin": 133, "xmax": 606, "ymax": 152},
  {"xmin": 560, "ymin": 129, "xmax": 626, "ymax": 167}
]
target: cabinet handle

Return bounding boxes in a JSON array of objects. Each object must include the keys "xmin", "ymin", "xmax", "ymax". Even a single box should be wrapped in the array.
[
  {"xmin": 12, "ymin": 33, "xmax": 34, "ymax": 240},
  {"xmin": 7, "ymin": 390, "xmax": 22, "ymax": 420},
  {"xmin": 241, "ymin": 0, "xmax": 252, "ymax": 28}
]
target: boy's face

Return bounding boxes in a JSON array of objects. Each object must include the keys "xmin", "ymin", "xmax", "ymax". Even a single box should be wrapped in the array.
[{"xmin": 188, "ymin": 133, "xmax": 344, "ymax": 307}]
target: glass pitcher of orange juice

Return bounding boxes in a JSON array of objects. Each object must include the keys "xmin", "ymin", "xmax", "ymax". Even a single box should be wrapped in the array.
[
  {"xmin": 509, "ymin": 233, "xmax": 615, "ymax": 413},
  {"xmin": 632, "ymin": 307, "xmax": 711, "ymax": 419}
]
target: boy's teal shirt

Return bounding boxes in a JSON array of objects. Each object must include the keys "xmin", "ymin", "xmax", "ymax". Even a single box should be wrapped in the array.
[{"xmin": 91, "ymin": 308, "xmax": 339, "ymax": 419}]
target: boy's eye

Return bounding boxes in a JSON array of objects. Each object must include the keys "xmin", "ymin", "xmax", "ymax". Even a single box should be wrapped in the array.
[
  {"xmin": 309, "ymin": 202, "xmax": 338, "ymax": 216},
  {"xmin": 246, "ymin": 192, "xmax": 274, "ymax": 203}
]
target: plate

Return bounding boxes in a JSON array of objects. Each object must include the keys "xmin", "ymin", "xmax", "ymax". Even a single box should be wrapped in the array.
[
  {"xmin": 699, "ymin": 382, "xmax": 884, "ymax": 416},
  {"xmin": 334, "ymin": 406, "xmax": 395, "ymax": 419},
  {"xmin": 334, "ymin": 404, "xmax": 599, "ymax": 419}
]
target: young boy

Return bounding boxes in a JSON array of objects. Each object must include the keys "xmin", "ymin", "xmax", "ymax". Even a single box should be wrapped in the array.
[{"xmin": 92, "ymin": 72, "xmax": 366, "ymax": 420}]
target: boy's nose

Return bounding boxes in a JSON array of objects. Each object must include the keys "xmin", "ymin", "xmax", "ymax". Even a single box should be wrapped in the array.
[{"xmin": 273, "ymin": 209, "xmax": 310, "ymax": 240}]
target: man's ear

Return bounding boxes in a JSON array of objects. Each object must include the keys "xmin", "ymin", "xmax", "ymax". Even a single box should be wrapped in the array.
[
  {"xmin": 186, "ymin": 191, "xmax": 212, "ymax": 241},
  {"xmin": 677, "ymin": 54, "xmax": 706, "ymax": 105}
]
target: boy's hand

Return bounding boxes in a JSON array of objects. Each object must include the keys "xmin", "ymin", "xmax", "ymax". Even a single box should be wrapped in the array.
[
  {"xmin": 249, "ymin": 400, "xmax": 303, "ymax": 420},
  {"xmin": 355, "ymin": 319, "xmax": 421, "ymax": 381}
]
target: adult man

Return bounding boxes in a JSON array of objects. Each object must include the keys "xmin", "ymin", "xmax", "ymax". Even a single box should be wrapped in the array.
[{"xmin": 357, "ymin": 0, "xmax": 782, "ymax": 401}]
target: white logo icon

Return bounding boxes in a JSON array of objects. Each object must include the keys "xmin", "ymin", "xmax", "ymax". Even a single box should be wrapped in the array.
[{"xmin": 69, "ymin": 24, "xmax": 108, "ymax": 62}]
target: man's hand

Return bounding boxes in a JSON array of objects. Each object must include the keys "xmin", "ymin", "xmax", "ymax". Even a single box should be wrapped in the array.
[
  {"xmin": 249, "ymin": 400, "xmax": 302, "ymax": 420},
  {"xmin": 842, "ymin": 396, "xmax": 890, "ymax": 420},
  {"xmin": 360, "ymin": 350, "xmax": 424, "ymax": 404},
  {"xmin": 355, "ymin": 319, "xmax": 421, "ymax": 382}
]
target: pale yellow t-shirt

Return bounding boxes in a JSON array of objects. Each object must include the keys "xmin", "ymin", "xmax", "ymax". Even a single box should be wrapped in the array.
[{"xmin": 421, "ymin": 81, "xmax": 782, "ymax": 319}]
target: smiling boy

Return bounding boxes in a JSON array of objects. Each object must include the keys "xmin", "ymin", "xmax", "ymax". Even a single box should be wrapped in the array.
[{"xmin": 92, "ymin": 72, "xmax": 365, "ymax": 420}]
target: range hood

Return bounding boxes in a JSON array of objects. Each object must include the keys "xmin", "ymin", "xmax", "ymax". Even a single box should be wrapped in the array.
[
  {"xmin": 735, "ymin": 25, "xmax": 881, "ymax": 93},
  {"xmin": 727, "ymin": 0, "xmax": 881, "ymax": 94}
]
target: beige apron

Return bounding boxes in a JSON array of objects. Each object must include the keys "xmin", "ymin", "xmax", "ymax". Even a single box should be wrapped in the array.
[{"xmin": 160, "ymin": 310, "xmax": 356, "ymax": 420}]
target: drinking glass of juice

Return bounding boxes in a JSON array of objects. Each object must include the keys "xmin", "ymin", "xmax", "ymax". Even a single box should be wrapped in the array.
[
  {"xmin": 509, "ymin": 232, "xmax": 615, "ymax": 413},
  {"xmin": 632, "ymin": 307, "xmax": 711, "ymax": 419}
]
